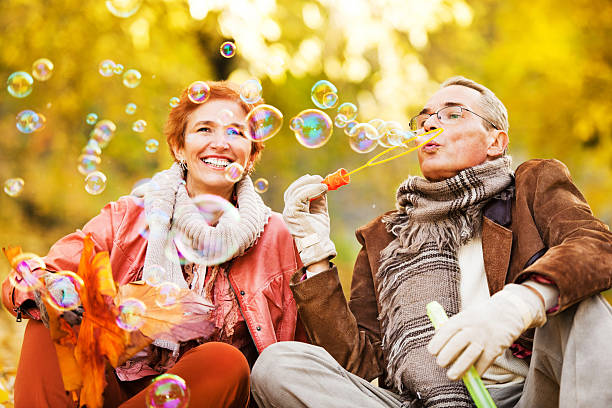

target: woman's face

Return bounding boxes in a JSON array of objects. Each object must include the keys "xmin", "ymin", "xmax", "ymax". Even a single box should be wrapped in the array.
[{"xmin": 176, "ymin": 99, "xmax": 252, "ymax": 198}]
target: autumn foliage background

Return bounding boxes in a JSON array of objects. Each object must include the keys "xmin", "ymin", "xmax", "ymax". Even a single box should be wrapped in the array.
[{"xmin": 1, "ymin": 0, "xmax": 611, "ymax": 402}]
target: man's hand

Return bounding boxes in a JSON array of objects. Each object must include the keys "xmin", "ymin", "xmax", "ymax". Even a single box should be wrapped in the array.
[
  {"xmin": 283, "ymin": 175, "xmax": 336, "ymax": 267},
  {"xmin": 427, "ymin": 283, "xmax": 547, "ymax": 380}
]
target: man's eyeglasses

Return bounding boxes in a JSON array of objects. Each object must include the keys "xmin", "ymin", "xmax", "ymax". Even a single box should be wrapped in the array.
[{"xmin": 409, "ymin": 106, "xmax": 498, "ymax": 132}]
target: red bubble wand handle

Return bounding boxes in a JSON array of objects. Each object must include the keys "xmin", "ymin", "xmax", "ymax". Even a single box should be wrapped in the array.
[{"xmin": 322, "ymin": 128, "xmax": 443, "ymax": 191}]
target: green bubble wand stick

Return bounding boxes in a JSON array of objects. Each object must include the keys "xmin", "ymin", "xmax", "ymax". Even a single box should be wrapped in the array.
[
  {"xmin": 426, "ymin": 301, "xmax": 497, "ymax": 408},
  {"xmin": 321, "ymin": 128, "xmax": 444, "ymax": 190}
]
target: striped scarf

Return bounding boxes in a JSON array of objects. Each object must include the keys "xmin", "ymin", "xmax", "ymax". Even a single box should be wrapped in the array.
[{"xmin": 377, "ymin": 156, "xmax": 513, "ymax": 407}]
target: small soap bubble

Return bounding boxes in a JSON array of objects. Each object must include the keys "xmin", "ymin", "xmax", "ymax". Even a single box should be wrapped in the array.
[
  {"xmin": 32, "ymin": 58, "xmax": 54, "ymax": 81},
  {"xmin": 145, "ymin": 139, "xmax": 159, "ymax": 153},
  {"xmin": 8, "ymin": 254, "xmax": 46, "ymax": 292},
  {"xmin": 292, "ymin": 109, "xmax": 333, "ymax": 149},
  {"xmin": 311, "ymin": 80, "xmax": 338, "ymax": 109},
  {"xmin": 344, "ymin": 120, "xmax": 358, "ymax": 136},
  {"xmin": 155, "ymin": 282, "xmax": 181, "ymax": 308},
  {"xmin": 44, "ymin": 271, "xmax": 84, "ymax": 312},
  {"xmin": 146, "ymin": 373, "xmax": 190, "ymax": 408},
  {"xmin": 123, "ymin": 69, "xmax": 142, "ymax": 88},
  {"xmin": 7, "ymin": 71, "xmax": 34, "ymax": 98},
  {"xmin": 33, "ymin": 113, "xmax": 47, "ymax": 132},
  {"xmin": 84, "ymin": 171, "xmax": 107, "ymax": 195},
  {"xmin": 113, "ymin": 63, "xmax": 124, "ymax": 75},
  {"xmin": 86, "ymin": 113, "xmax": 98, "ymax": 125},
  {"xmin": 187, "ymin": 81, "xmax": 210, "ymax": 104},
  {"xmin": 334, "ymin": 114, "xmax": 347, "ymax": 128},
  {"xmin": 132, "ymin": 119, "xmax": 147, "ymax": 133},
  {"xmin": 348, "ymin": 123, "xmax": 378, "ymax": 153},
  {"xmin": 4, "ymin": 178, "xmax": 25, "ymax": 197},
  {"xmin": 143, "ymin": 265, "xmax": 165, "ymax": 286},
  {"xmin": 16, "ymin": 110, "xmax": 42, "ymax": 134},
  {"xmin": 365, "ymin": 119, "xmax": 384, "ymax": 140},
  {"xmin": 224, "ymin": 162, "xmax": 244, "ymax": 183},
  {"xmin": 254, "ymin": 178, "xmax": 269, "ymax": 194},
  {"xmin": 239, "ymin": 79, "xmax": 263, "ymax": 104},
  {"xmin": 337, "ymin": 102, "xmax": 358, "ymax": 121},
  {"xmin": 289, "ymin": 116, "xmax": 304, "ymax": 132},
  {"xmin": 116, "ymin": 298, "xmax": 146, "ymax": 331},
  {"xmin": 218, "ymin": 109, "xmax": 234, "ymax": 126},
  {"xmin": 169, "ymin": 97, "xmax": 180, "ymax": 108},
  {"xmin": 220, "ymin": 41, "xmax": 236, "ymax": 58},
  {"xmin": 99, "ymin": 60, "xmax": 116, "ymax": 77},
  {"xmin": 172, "ymin": 195, "xmax": 240, "ymax": 265},
  {"xmin": 245, "ymin": 104, "xmax": 283, "ymax": 142},
  {"xmin": 106, "ymin": 0, "xmax": 143, "ymax": 18},
  {"xmin": 77, "ymin": 154, "xmax": 102, "ymax": 175},
  {"xmin": 91, "ymin": 120, "xmax": 117, "ymax": 147},
  {"xmin": 125, "ymin": 103, "xmax": 137, "ymax": 115},
  {"xmin": 82, "ymin": 139, "xmax": 102, "ymax": 156}
]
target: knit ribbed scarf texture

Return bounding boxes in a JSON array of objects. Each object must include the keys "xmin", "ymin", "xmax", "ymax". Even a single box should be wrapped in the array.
[
  {"xmin": 377, "ymin": 156, "xmax": 513, "ymax": 407},
  {"xmin": 134, "ymin": 163, "xmax": 271, "ymax": 351}
]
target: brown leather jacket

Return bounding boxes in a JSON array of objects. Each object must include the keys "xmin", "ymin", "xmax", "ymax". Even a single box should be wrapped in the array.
[{"xmin": 290, "ymin": 159, "xmax": 612, "ymax": 383}]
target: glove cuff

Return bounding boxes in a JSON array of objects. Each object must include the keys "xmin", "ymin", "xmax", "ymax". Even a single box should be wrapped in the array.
[
  {"xmin": 498, "ymin": 283, "xmax": 547, "ymax": 328},
  {"xmin": 297, "ymin": 237, "xmax": 336, "ymax": 267}
]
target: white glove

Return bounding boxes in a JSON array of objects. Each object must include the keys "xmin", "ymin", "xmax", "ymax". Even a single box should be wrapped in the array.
[
  {"xmin": 34, "ymin": 273, "xmax": 82, "ymax": 328},
  {"xmin": 427, "ymin": 283, "xmax": 547, "ymax": 380},
  {"xmin": 283, "ymin": 175, "xmax": 336, "ymax": 267}
]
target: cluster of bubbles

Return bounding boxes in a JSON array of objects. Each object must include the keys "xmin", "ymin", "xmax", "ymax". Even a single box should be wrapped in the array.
[
  {"xmin": 105, "ymin": 0, "xmax": 143, "ymax": 18},
  {"xmin": 16, "ymin": 109, "xmax": 46, "ymax": 134},
  {"xmin": 146, "ymin": 373, "xmax": 190, "ymax": 408},
  {"xmin": 98, "ymin": 60, "xmax": 141, "ymax": 88},
  {"xmin": 220, "ymin": 41, "xmax": 237, "ymax": 58},
  {"xmin": 170, "ymin": 194, "xmax": 241, "ymax": 266},
  {"xmin": 76, "ymin": 118, "xmax": 119, "ymax": 194},
  {"xmin": 4, "ymin": 178, "xmax": 25, "ymax": 197},
  {"xmin": 7, "ymin": 58, "xmax": 54, "ymax": 99}
]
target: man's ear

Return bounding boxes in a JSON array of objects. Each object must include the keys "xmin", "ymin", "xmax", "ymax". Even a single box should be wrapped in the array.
[{"xmin": 487, "ymin": 130, "xmax": 508, "ymax": 158}]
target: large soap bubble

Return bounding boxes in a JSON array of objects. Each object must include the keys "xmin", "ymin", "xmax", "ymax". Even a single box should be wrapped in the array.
[
  {"xmin": 146, "ymin": 374, "xmax": 190, "ymax": 408},
  {"xmin": 292, "ymin": 109, "xmax": 333, "ymax": 149},
  {"xmin": 245, "ymin": 104, "xmax": 283, "ymax": 142}
]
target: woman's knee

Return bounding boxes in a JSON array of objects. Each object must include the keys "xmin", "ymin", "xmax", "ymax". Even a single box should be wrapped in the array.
[{"xmin": 183, "ymin": 342, "xmax": 250, "ymax": 384}]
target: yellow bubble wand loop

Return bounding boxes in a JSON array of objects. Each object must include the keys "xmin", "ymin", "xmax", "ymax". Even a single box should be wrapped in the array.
[{"xmin": 322, "ymin": 128, "xmax": 444, "ymax": 190}]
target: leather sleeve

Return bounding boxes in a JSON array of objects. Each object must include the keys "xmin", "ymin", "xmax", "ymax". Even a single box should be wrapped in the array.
[{"xmin": 514, "ymin": 159, "xmax": 612, "ymax": 312}]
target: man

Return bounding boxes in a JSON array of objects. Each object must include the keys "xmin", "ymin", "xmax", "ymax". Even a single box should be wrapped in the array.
[{"xmin": 251, "ymin": 77, "xmax": 612, "ymax": 407}]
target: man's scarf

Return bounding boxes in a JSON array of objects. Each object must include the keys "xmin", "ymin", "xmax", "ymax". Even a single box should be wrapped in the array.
[{"xmin": 377, "ymin": 156, "xmax": 513, "ymax": 407}]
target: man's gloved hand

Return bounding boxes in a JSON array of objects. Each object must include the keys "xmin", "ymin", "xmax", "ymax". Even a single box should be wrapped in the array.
[
  {"xmin": 34, "ymin": 273, "xmax": 82, "ymax": 328},
  {"xmin": 427, "ymin": 283, "xmax": 547, "ymax": 380},
  {"xmin": 283, "ymin": 175, "xmax": 336, "ymax": 267}
]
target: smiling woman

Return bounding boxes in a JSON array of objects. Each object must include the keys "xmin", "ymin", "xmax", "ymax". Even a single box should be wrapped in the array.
[{"xmin": 3, "ymin": 80, "xmax": 305, "ymax": 408}]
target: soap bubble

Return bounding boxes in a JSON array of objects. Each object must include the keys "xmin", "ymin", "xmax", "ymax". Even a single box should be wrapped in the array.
[
  {"xmin": 254, "ymin": 178, "xmax": 269, "ymax": 193},
  {"xmin": 7, "ymin": 71, "xmax": 34, "ymax": 98},
  {"xmin": 4, "ymin": 178, "xmax": 25, "ymax": 197},
  {"xmin": 106, "ymin": 0, "xmax": 143, "ymax": 18},
  {"xmin": 337, "ymin": 102, "xmax": 358, "ymax": 121},
  {"xmin": 113, "ymin": 63, "xmax": 124, "ymax": 75},
  {"xmin": 187, "ymin": 81, "xmax": 210, "ymax": 104},
  {"xmin": 334, "ymin": 114, "xmax": 347, "ymax": 128},
  {"xmin": 16, "ymin": 110, "xmax": 42, "ymax": 134},
  {"xmin": 32, "ymin": 58, "xmax": 54, "ymax": 81},
  {"xmin": 82, "ymin": 139, "xmax": 102, "ymax": 156},
  {"xmin": 123, "ymin": 69, "xmax": 142, "ymax": 88},
  {"xmin": 145, "ymin": 139, "xmax": 159, "ymax": 153},
  {"xmin": 34, "ymin": 113, "xmax": 47, "ymax": 132},
  {"xmin": 171, "ymin": 194, "xmax": 240, "ymax": 266},
  {"xmin": 365, "ymin": 119, "xmax": 384, "ymax": 140},
  {"xmin": 125, "ymin": 103, "xmax": 137, "ymax": 115},
  {"xmin": 224, "ymin": 162, "xmax": 244, "ymax": 182},
  {"xmin": 378, "ymin": 121, "xmax": 404, "ymax": 148},
  {"xmin": 86, "ymin": 113, "xmax": 98, "ymax": 125},
  {"xmin": 310, "ymin": 80, "xmax": 338, "ymax": 109},
  {"xmin": 239, "ymin": 79, "xmax": 263, "ymax": 104},
  {"xmin": 116, "ymin": 298, "xmax": 146, "ymax": 331},
  {"xmin": 169, "ymin": 97, "xmax": 180, "ymax": 108},
  {"xmin": 348, "ymin": 123, "xmax": 378, "ymax": 153},
  {"xmin": 132, "ymin": 119, "xmax": 147, "ymax": 133},
  {"xmin": 344, "ymin": 120, "xmax": 358, "ymax": 136},
  {"xmin": 99, "ymin": 60, "xmax": 116, "ymax": 77},
  {"xmin": 292, "ymin": 109, "xmax": 333, "ymax": 149},
  {"xmin": 218, "ymin": 109, "xmax": 234, "ymax": 126},
  {"xmin": 44, "ymin": 271, "xmax": 84, "ymax": 312},
  {"xmin": 289, "ymin": 116, "xmax": 303, "ymax": 132},
  {"xmin": 220, "ymin": 41, "xmax": 236, "ymax": 58},
  {"xmin": 85, "ymin": 171, "xmax": 107, "ymax": 195},
  {"xmin": 8, "ymin": 254, "xmax": 46, "ymax": 293},
  {"xmin": 91, "ymin": 120, "xmax": 117, "ymax": 147},
  {"xmin": 77, "ymin": 154, "xmax": 102, "ymax": 175},
  {"xmin": 143, "ymin": 265, "xmax": 166, "ymax": 286},
  {"xmin": 146, "ymin": 373, "xmax": 190, "ymax": 408},
  {"xmin": 245, "ymin": 104, "xmax": 283, "ymax": 142},
  {"xmin": 155, "ymin": 282, "xmax": 181, "ymax": 308}
]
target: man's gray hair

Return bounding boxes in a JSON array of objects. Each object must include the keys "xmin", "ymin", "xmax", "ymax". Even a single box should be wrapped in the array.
[{"xmin": 441, "ymin": 76, "xmax": 509, "ymax": 133}]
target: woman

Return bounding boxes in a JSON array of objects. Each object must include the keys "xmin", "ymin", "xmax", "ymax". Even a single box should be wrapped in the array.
[{"xmin": 2, "ymin": 81, "xmax": 305, "ymax": 407}]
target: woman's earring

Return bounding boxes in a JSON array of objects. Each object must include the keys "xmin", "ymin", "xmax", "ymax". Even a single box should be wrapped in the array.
[{"xmin": 179, "ymin": 160, "xmax": 187, "ymax": 171}]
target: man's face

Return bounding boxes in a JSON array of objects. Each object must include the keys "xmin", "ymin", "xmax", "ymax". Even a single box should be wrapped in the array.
[{"xmin": 416, "ymin": 85, "xmax": 503, "ymax": 181}]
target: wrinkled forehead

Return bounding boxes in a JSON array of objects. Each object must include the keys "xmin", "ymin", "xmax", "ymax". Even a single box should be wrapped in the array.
[{"xmin": 423, "ymin": 85, "xmax": 483, "ymax": 112}]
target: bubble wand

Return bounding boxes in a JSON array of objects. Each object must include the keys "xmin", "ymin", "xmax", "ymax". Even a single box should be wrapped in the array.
[
  {"xmin": 426, "ymin": 301, "xmax": 497, "ymax": 408},
  {"xmin": 321, "ymin": 128, "xmax": 444, "ymax": 190}
]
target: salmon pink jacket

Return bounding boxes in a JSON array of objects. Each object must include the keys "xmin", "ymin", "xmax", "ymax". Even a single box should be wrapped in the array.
[{"xmin": 2, "ymin": 195, "xmax": 307, "ymax": 352}]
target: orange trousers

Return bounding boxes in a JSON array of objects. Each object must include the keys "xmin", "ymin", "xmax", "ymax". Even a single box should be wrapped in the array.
[{"xmin": 14, "ymin": 319, "xmax": 251, "ymax": 408}]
